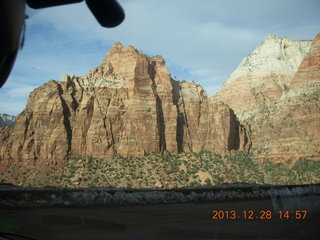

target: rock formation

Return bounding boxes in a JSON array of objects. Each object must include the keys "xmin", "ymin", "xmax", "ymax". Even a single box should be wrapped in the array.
[
  {"xmin": 1, "ymin": 33, "xmax": 319, "ymax": 167},
  {"xmin": 0, "ymin": 113, "xmax": 15, "ymax": 127},
  {"xmin": 0, "ymin": 43, "xmax": 241, "ymax": 166},
  {"xmin": 216, "ymin": 34, "xmax": 312, "ymax": 120},
  {"xmin": 251, "ymin": 33, "xmax": 320, "ymax": 161},
  {"xmin": 215, "ymin": 33, "xmax": 320, "ymax": 161}
]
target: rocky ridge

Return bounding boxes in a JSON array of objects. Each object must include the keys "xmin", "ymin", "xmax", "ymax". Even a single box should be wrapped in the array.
[
  {"xmin": 252, "ymin": 33, "xmax": 320, "ymax": 160},
  {"xmin": 0, "ymin": 33, "xmax": 319, "ymax": 169},
  {"xmin": 215, "ymin": 33, "xmax": 320, "ymax": 161},
  {"xmin": 0, "ymin": 42, "xmax": 245, "ymax": 166},
  {"xmin": 216, "ymin": 34, "xmax": 312, "ymax": 120}
]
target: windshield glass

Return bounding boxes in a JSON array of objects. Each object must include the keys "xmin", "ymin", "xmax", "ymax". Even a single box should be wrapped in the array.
[
  {"xmin": 0, "ymin": 1, "xmax": 320, "ymax": 239},
  {"xmin": 0, "ymin": 0, "xmax": 320, "ymax": 197}
]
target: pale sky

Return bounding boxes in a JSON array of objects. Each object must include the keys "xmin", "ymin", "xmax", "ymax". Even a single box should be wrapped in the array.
[{"xmin": 0, "ymin": 0, "xmax": 319, "ymax": 115}]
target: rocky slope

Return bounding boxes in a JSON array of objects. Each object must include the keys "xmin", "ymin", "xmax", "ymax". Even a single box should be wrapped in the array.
[
  {"xmin": 215, "ymin": 33, "xmax": 320, "ymax": 161},
  {"xmin": 0, "ymin": 113, "xmax": 15, "ymax": 127},
  {"xmin": 0, "ymin": 43, "xmax": 244, "ymax": 166},
  {"xmin": 252, "ymin": 33, "xmax": 320, "ymax": 161},
  {"xmin": 216, "ymin": 34, "xmax": 312, "ymax": 120}
]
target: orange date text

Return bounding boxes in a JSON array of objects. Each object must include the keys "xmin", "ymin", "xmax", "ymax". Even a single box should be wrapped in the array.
[{"xmin": 211, "ymin": 210, "xmax": 308, "ymax": 220}]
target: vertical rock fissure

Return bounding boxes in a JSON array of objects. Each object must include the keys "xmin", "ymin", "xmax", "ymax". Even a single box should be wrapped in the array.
[
  {"xmin": 179, "ymin": 87, "xmax": 193, "ymax": 151},
  {"xmin": 176, "ymin": 111, "xmax": 184, "ymax": 153},
  {"xmin": 57, "ymin": 85, "xmax": 72, "ymax": 159},
  {"xmin": 170, "ymin": 78, "xmax": 184, "ymax": 153},
  {"xmin": 155, "ymin": 93, "xmax": 166, "ymax": 154},
  {"xmin": 69, "ymin": 80, "xmax": 79, "ymax": 111},
  {"xmin": 233, "ymin": 118, "xmax": 241, "ymax": 151},
  {"xmin": 197, "ymin": 103, "xmax": 201, "ymax": 128},
  {"xmin": 109, "ymin": 119, "xmax": 115, "ymax": 145},
  {"xmin": 237, "ymin": 122, "xmax": 252, "ymax": 153},
  {"xmin": 75, "ymin": 78, "xmax": 84, "ymax": 107},
  {"xmin": 149, "ymin": 62, "xmax": 166, "ymax": 154},
  {"xmin": 227, "ymin": 109, "xmax": 235, "ymax": 151},
  {"xmin": 82, "ymin": 96, "xmax": 95, "ymax": 154},
  {"xmin": 196, "ymin": 88, "xmax": 202, "ymax": 129}
]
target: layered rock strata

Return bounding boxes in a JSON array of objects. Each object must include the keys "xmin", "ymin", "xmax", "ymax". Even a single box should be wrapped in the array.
[
  {"xmin": 252, "ymin": 33, "xmax": 320, "ymax": 160},
  {"xmin": 1, "ymin": 33, "xmax": 319, "ymax": 166},
  {"xmin": 215, "ymin": 33, "xmax": 320, "ymax": 161},
  {"xmin": 216, "ymin": 34, "xmax": 312, "ymax": 120},
  {"xmin": 0, "ymin": 43, "xmax": 242, "ymax": 166}
]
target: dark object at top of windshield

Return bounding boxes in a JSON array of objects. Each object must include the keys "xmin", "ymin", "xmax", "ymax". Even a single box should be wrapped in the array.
[
  {"xmin": 86, "ymin": 0, "xmax": 125, "ymax": 28},
  {"xmin": 0, "ymin": 0, "xmax": 125, "ymax": 88},
  {"xmin": 27, "ymin": 0, "xmax": 125, "ymax": 28},
  {"xmin": 26, "ymin": 0, "xmax": 83, "ymax": 8}
]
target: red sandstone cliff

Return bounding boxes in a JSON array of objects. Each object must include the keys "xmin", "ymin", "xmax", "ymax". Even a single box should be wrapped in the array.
[
  {"xmin": 1, "ymin": 33, "xmax": 319, "ymax": 166},
  {"xmin": 0, "ymin": 43, "xmax": 240, "ymax": 166}
]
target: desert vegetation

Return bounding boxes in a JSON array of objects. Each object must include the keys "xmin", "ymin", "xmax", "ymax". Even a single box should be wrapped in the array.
[{"xmin": 1, "ymin": 151, "xmax": 319, "ymax": 188}]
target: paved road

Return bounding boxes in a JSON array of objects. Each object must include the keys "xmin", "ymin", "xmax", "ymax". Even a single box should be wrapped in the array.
[{"xmin": 1, "ymin": 196, "xmax": 319, "ymax": 240}]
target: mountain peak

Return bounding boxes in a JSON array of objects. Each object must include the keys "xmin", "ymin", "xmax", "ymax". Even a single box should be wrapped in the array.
[
  {"xmin": 216, "ymin": 34, "xmax": 313, "ymax": 120},
  {"xmin": 265, "ymin": 34, "xmax": 280, "ymax": 41},
  {"xmin": 264, "ymin": 34, "xmax": 292, "ymax": 42},
  {"xmin": 112, "ymin": 41, "xmax": 123, "ymax": 47}
]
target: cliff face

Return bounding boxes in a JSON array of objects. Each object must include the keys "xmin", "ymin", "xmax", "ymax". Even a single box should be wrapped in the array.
[
  {"xmin": 1, "ymin": 33, "xmax": 319, "ymax": 166},
  {"xmin": 252, "ymin": 33, "xmax": 320, "ymax": 160},
  {"xmin": 0, "ymin": 43, "xmax": 240, "ymax": 166},
  {"xmin": 216, "ymin": 33, "xmax": 320, "ymax": 161},
  {"xmin": 216, "ymin": 35, "xmax": 312, "ymax": 120}
]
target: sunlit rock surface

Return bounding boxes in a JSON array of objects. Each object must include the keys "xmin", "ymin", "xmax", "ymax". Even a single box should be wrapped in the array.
[
  {"xmin": 0, "ymin": 43, "xmax": 240, "ymax": 166},
  {"xmin": 216, "ymin": 34, "xmax": 312, "ymax": 120},
  {"xmin": 216, "ymin": 33, "xmax": 320, "ymax": 161}
]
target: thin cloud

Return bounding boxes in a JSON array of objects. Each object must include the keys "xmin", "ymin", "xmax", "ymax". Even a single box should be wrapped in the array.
[{"xmin": 0, "ymin": 79, "xmax": 37, "ymax": 115}]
